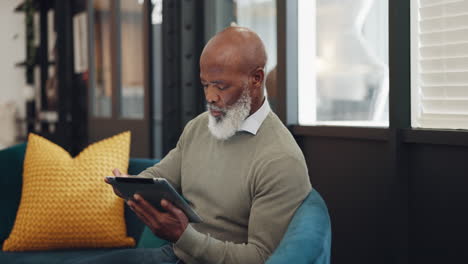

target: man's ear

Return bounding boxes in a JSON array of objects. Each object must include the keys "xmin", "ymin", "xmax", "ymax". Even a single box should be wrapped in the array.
[{"xmin": 251, "ymin": 67, "xmax": 265, "ymax": 89}]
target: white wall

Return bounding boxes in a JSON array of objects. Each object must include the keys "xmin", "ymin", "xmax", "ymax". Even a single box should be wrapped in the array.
[
  {"xmin": 0, "ymin": 0, "xmax": 26, "ymax": 148},
  {"xmin": 0, "ymin": 0, "xmax": 26, "ymax": 111}
]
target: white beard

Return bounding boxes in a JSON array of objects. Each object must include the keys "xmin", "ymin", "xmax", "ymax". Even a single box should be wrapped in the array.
[{"xmin": 207, "ymin": 88, "xmax": 252, "ymax": 140}]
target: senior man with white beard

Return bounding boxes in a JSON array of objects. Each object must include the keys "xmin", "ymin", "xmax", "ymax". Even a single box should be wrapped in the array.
[{"xmin": 106, "ymin": 26, "xmax": 311, "ymax": 264}]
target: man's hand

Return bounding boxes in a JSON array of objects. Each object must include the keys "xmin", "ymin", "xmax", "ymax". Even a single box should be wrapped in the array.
[
  {"xmin": 105, "ymin": 168, "xmax": 189, "ymax": 242},
  {"xmin": 104, "ymin": 168, "xmax": 128, "ymax": 198},
  {"xmin": 127, "ymin": 195, "xmax": 189, "ymax": 243}
]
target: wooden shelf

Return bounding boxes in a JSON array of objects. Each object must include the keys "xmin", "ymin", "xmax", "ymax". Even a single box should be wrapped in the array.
[
  {"xmin": 16, "ymin": 1, "xmax": 86, "ymax": 15},
  {"xmin": 14, "ymin": 1, "xmax": 53, "ymax": 13},
  {"xmin": 15, "ymin": 60, "xmax": 55, "ymax": 68},
  {"xmin": 14, "ymin": 61, "xmax": 29, "ymax": 67}
]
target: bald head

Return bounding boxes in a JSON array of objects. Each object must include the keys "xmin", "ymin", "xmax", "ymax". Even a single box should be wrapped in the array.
[
  {"xmin": 200, "ymin": 27, "xmax": 267, "ymax": 120},
  {"xmin": 201, "ymin": 27, "xmax": 267, "ymax": 75}
]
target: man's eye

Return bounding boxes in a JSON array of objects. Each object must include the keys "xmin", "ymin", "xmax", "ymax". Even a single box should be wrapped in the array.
[
  {"xmin": 202, "ymin": 84, "xmax": 208, "ymax": 89},
  {"xmin": 218, "ymin": 86, "xmax": 228, "ymax": 91}
]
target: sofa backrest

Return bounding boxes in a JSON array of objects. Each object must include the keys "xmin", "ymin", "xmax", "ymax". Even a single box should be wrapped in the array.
[{"xmin": 0, "ymin": 143, "xmax": 27, "ymax": 246}]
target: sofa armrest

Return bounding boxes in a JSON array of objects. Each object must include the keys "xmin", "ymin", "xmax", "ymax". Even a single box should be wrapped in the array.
[{"xmin": 266, "ymin": 189, "xmax": 332, "ymax": 264}]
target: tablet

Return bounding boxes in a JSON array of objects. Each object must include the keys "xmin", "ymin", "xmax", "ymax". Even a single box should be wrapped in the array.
[{"xmin": 106, "ymin": 176, "xmax": 203, "ymax": 223}]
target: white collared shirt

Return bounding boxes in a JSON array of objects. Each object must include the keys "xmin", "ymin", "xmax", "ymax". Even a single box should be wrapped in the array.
[{"xmin": 238, "ymin": 99, "xmax": 271, "ymax": 135}]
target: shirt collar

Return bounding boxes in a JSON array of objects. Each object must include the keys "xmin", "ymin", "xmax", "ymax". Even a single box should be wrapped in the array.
[{"xmin": 238, "ymin": 99, "xmax": 271, "ymax": 135}]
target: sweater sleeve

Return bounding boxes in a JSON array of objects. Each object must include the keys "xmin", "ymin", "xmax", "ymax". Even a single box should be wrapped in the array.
[
  {"xmin": 137, "ymin": 120, "xmax": 194, "ymax": 192},
  {"xmin": 137, "ymin": 145, "xmax": 182, "ymax": 191},
  {"xmin": 174, "ymin": 155, "xmax": 312, "ymax": 264}
]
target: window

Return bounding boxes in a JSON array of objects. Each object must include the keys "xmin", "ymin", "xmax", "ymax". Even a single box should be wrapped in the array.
[
  {"xmin": 411, "ymin": 0, "xmax": 468, "ymax": 130},
  {"xmin": 91, "ymin": 0, "xmax": 147, "ymax": 119},
  {"xmin": 297, "ymin": 0, "xmax": 389, "ymax": 127},
  {"xmin": 120, "ymin": 0, "xmax": 145, "ymax": 118},
  {"xmin": 92, "ymin": 0, "xmax": 113, "ymax": 117},
  {"xmin": 234, "ymin": 0, "xmax": 278, "ymax": 110},
  {"xmin": 234, "ymin": 0, "xmax": 277, "ymax": 72}
]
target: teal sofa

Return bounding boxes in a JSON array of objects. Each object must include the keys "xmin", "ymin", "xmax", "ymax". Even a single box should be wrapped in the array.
[{"xmin": 0, "ymin": 143, "xmax": 331, "ymax": 264}]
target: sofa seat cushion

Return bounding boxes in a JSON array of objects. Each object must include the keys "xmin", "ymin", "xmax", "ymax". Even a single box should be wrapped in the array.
[{"xmin": 0, "ymin": 248, "xmax": 128, "ymax": 264}]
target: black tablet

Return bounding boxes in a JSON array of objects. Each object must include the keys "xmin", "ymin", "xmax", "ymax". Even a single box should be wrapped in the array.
[{"xmin": 106, "ymin": 176, "xmax": 203, "ymax": 223}]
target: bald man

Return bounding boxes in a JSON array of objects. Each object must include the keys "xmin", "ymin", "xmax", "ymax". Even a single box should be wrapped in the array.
[{"xmin": 107, "ymin": 27, "xmax": 311, "ymax": 264}]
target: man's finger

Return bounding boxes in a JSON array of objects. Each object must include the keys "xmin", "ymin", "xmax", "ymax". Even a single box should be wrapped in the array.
[
  {"xmin": 134, "ymin": 208, "xmax": 155, "ymax": 230},
  {"xmin": 113, "ymin": 168, "xmax": 122, "ymax": 176},
  {"xmin": 129, "ymin": 201, "xmax": 149, "ymax": 223},
  {"xmin": 128, "ymin": 200, "xmax": 160, "ymax": 229},
  {"xmin": 133, "ymin": 194, "xmax": 164, "ymax": 220},
  {"xmin": 103, "ymin": 177, "xmax": 124, "ymax": 198},
  {"xmin": 160, "ymin": 199, "xmax": 174, "ymax": 212},
  {"xmin": 134, "ymin": 209, "xmax": 152, "ymax": 227},
  {"xmin": 114, "ymin": 189, "xmax": 124, "ymax": 198},
  {"xmin": 161, "ymin": 199, "xmax": 186, "ymax": 219}
]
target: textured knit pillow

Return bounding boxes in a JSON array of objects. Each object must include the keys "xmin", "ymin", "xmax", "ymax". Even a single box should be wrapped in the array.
[{"xmin": 2, "ymin": 132, "xmax": 135, "ymax": 251}]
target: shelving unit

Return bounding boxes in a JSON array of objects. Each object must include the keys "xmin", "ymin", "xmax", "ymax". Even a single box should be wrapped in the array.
[{"xmin": 15, "ymin": 0, "xmax": 88, "ymax": 155}]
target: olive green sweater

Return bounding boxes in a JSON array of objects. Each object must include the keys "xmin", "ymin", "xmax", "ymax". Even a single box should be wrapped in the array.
[{"xmin": 139, "ymin": 111, "xmax": 311, "ymax": 264}]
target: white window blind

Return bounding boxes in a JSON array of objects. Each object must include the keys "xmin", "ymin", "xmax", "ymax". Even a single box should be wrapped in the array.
[{"xmin": 412, "ymin": 0, "xmax": 468, "ymax": 129}]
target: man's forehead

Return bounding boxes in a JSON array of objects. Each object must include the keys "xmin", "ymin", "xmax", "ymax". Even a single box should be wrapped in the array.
[
  {"xmin": 200, "ymin": 42, "xmax": 248, "ymax": 78},
  {"xmin": 201, "ymin": 47, "xmax": 239, "ymax": 65},
  {"xmin": 200, "ymin": 58, "xmax": 241, "ymax": 76},
  {"xmin": 199, "ymin": 67, "xmax": 229, "ymax": 82}
]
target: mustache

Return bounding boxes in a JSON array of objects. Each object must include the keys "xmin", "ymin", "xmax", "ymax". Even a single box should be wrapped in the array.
[{"xmin": 206, "ymin": 103, "xmax": 226, "ymax": 113}]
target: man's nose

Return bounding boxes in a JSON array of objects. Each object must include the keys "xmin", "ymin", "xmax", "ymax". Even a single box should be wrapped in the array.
[{"xmin": 205, "ymin": 86, "xmax": 219, "ymax": 104}]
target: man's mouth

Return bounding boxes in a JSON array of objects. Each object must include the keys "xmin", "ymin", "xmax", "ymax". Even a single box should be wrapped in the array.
[{"xmin": 210, "ymin": 110, "xmax": 224, "ymax": 117}]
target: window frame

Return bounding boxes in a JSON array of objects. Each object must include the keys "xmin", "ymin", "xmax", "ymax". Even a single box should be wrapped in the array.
[{"xmin": 278, "ymin": 0, "xmax": 468, "ymax": 147}]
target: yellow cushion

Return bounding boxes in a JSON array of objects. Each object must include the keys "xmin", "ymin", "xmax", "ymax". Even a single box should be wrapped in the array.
[{"xmin": 2, "ymin": 132, "xmax": 135, "ymax": 251}]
